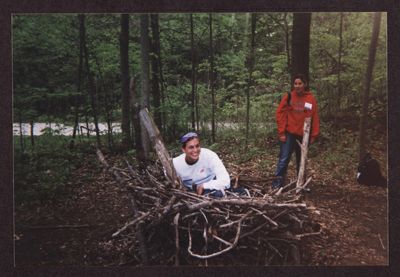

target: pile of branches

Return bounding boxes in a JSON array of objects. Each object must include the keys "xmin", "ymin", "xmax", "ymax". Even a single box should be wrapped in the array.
[{"xmin": 97, "ymin": 150, "xmax": 321, "ymax": 266}]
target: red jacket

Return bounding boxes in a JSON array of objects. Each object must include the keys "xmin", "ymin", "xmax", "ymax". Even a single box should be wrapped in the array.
[{"xmin": 276, "ymin": 90, "xmax": 320, "ymax": 140}]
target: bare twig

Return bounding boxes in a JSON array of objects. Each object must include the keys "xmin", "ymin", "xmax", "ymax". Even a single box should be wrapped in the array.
[
  {"xmin": 295, "ymin": 228, "xmax": 322, "ymax": 239},
  {"xmin": 187, "ymin": 213, "xmax": 248, "ymax": 259},
  {"xmin": 378, "ymin": 233, "xmax": 386, "ymax": 250},
  {"xmin": 174, "ymin": 213, "xmax": 180, "ymax": 266},
  {"xmin": 112, "ymin": 212, "xmax": 151, "ymax": 238}
]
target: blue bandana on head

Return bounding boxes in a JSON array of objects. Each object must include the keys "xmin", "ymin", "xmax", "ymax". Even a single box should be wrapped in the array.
[{"xmin": 179, "ymin": 132, "xmax": 198, "ymax": 144}]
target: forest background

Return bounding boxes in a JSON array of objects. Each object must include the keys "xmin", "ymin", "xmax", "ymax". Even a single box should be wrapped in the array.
[{"xmin": 12, "ymin": 12, "xmax": 388, "ymax": 266}]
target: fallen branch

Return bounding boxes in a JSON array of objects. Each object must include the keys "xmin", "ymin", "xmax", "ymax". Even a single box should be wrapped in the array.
[
  {"xmin": 112, "ymin": 211, "xmax": 151, "ymax": 238},
  {"xmin": 95, "ymin": 116, "xmax": 321, "ymax": 265},
  {"xmin": 295, "ymin": 226, "xmax": 323, "ymax": 239},
  {"xmin": 174, "ymin": 213, "xmax": 180, "ymax": 266},
  {"xmin": 187, "ymin": 213, "xmax": 247, "ymax": 259},
  {"xmin": 25, "ymin": 224, "xmax": 92, "ymax": 230}
]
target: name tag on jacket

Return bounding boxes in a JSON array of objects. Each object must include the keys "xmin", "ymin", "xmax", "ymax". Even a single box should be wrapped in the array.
[{"xmin": 304, "ymin": 102, "xmax": 312, "ymax": 110}]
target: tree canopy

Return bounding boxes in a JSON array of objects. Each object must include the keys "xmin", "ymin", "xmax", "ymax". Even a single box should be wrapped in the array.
[{"xmin": 13, "ymin": 13, "xmax": 387, "ymax": 145}]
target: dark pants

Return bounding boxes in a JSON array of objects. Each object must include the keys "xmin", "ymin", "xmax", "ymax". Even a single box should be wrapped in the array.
[
  {"xmin": 196, "ymin": 187, "xmax": 247, "ymax": 198},
  {"xmin": 272, "ymin": 132, "xmax": 304, "ymax": 189},
  {"xmin": 203, "ymin": 189, "xmax": 224, "ymax": 198}
]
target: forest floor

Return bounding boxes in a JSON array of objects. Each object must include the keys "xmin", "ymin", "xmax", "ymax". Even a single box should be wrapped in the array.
[{"xmin": 14, "ymin": 118, "xmax": 388, "ymax": 266}]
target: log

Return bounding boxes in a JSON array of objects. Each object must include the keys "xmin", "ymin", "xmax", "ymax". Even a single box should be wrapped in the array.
[
  {"xmin": 139, "ymin": 108, "xmax": 182, "ymax": 188},
  {"xmin": 296, "ymin": 117, "xmax": 311, "ymax": 188}
]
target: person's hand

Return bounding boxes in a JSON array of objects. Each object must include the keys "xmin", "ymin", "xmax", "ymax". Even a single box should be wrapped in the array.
[
  {"xmin": 196, "ymin": 184, "xmax": 204, "ymax": 195},
  {"xmin": 279, "ymin": 135, "xmax": 287, "ymax": 142}
]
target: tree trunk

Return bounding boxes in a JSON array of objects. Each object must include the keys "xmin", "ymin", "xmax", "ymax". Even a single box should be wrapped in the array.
[
  {"xmin": 243, "ymin": 13, "xmax": 250, "ymax": 49},
  {"xmin": 291, "ymin": 13, "xmax": 311, "ymax": 82},
  {"xmin": 358, "ymin": 12, "xmax": 382, "ymax": 162},
  {"xmin": 18, "ymin": 111, "xmax": 24, "ymax": 152},
  {"xmin": 140, "ymin": 14, "xmax": 151, "ymax": 159},
  {"xmin": 70, "ymin": 14, "xmax": 85, "ymax": 150},
  {"xmin": 150, "ymin": 14, "xmax": 162, "ymax": 131},
  {"xmin": 85, "ymin": 114, "xmax": 90, "ymax": 137},
  {"xmin": 30, "ymin": 120, "xmax": 34, "ymax": 148},
  {"xmin": 245, "ymin": 14, "xmax": 257, "ymax": 146},
  {"xmin": 81, "ymin": 14, "xmax": 101, "ymax": 147},
  {"xmin": 130, "ymin": 78, "xmax": 145, "ymax": 162},
  {"xmin": 190, "ymin": 14, "xmax": 196, "ymax": 130},
  {"xmin": 157, "ymin": 33, "xmax": 166, "ymax": 135},
  {"xmin": 283, "ymin": 13, "xmax": 291, "ymax": 73},
  {"xmin": 337, "ymin": 12, "xmax": 344, "ymax": 101},
  {"xmin": 94, "ymin": 54, "xmax": 114, "ymax": 150},
  {"xmin": 335, "ymin": 12, "xmax": 344, "ymax": 126},
  {"xmin": 120, "ymin": 14, "xmax": 132, "ymax": 150},
  {"xmin": 209, "ymin": 14, "xmax": 215, "ymax": 143}
]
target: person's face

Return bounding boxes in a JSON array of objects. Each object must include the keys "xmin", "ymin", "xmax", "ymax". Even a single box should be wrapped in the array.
[
  {"xmin": 182, "ymin": 138, "xmax": 201, "ymax": 163},
  {"xmin": 294, "ymin": 78, "xmax": 306, "ymax": 94}
]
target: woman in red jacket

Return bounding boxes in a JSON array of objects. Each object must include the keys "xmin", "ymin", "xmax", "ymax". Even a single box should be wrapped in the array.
[{"xmin": 272, "ymin": 74, "xmax": 320, "ymax": 189}]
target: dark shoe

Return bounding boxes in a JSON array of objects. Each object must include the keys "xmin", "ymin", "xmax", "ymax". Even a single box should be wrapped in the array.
[{"xmin": 272, "ymin": 176, "xmax": 284, "ymax": 189}]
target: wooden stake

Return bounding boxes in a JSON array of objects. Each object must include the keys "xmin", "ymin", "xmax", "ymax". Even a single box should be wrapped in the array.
[
  {"xmin": 139, "ymin": 108, "xmax": 182, "ymax": 188},
  {"xmin": 296, "ymin": 117, "xmax": 311, "ymax": 188}
]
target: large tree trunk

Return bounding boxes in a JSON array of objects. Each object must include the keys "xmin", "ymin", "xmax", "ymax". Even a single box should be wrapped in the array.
[
  {"xmin": 120, "ymin": 14, "xmax": 132, "ymax": 150},
  {"xmin": 150, "ymin": 14, "xmax": 162, "ymax": 131},
  {"xmin": 209, "ymin": 14, "xmax": 215, "ymax": 143},
  {"xmin": 358, "ymin": 12, "xmax": 382, "ymax": 162},
  {"xmin": 81, "ymin": 14, "xmax": 101, "ymax": 147},
  {"xmin": 190, "ymin": 14, "xmax": 196, "ymax": 130},
  {"xmin": 291, "ymin": 13, "xmax": 311, "ymax": 82},
  {"xmin": 157, "ymin": 31, "xmax": 166, "ymax": 135},
  {"xmin": 140, "ymin": 14, "xmax": 151, "ymax": 159},
  {"xmin": 93, "ymin": 54, "xmax": 114, "ymax": 150},
  {"xmin": 245, "ymin": 14, "xmax": 257, "ymax": 146},
  {"xmin": 30, "ymin": 120, "xmax": 34, "ymax": 148},
  {"xmin": 18, "ymin": 111, "xmax": 24, "ymax": 152},
  {"xmin": 283, "ymin": 13, "xmax": 291, "ymax": 73},
  {"xmin": 130, "ymin": 78, "xmax": 145, "ymax": 162},
  {"xmin": 335, "ymin": 12, "xmax": 344, "ymax": 126},
  {"xmin": 70, "ymin": 14, "xmax": 84, "ymax": 150}
]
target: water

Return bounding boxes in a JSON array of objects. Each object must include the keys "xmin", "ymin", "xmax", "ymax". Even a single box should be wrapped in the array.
[
  {"xmin": 13, "ymin": 122, "xmax": 122, "ymax": 136},
  {"xmin": 13, "ymin": 122, "xmax": 275, "ymax": 136}
]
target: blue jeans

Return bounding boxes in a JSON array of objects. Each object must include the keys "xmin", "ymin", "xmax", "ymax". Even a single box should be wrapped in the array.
[
  {"xmin": 203, "ymin": 189, "xmax": 224, "ymax": 198},
  {"xmin": 272, "ymin": 133, "xmax": 303, "ymax": 189}
]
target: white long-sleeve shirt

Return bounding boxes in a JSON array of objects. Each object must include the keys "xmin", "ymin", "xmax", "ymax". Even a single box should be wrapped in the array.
[{"xmin": 173, "ymin": 148, "xmax": 231, "ymax": 191}]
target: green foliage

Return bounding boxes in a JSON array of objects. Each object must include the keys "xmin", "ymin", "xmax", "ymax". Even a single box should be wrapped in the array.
[
  {"xmin": 14, "ymin": 135, "xmax": 84, "ymax": 205},
  {"xmin": 13, "ymin": 12, "xmax": 387, "ymax": 147}
]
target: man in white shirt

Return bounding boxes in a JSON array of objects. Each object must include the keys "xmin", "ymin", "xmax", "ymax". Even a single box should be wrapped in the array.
[{"xmin": 172, "ymin": 132, "xmax": 231, "ymax": 197}]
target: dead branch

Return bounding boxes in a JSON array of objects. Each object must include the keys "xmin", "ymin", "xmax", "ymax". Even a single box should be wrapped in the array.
[
  {"xmin": 25, "ymin": 224, "xmax": 92, "ymax": 230},
  {"xmin": 187, "ymin": 212, "xmax": 247, "ymax": 259},
  {"xmin": 112, "ymin": 211, "xmax": 151, "ymax": 238},
  {"xmin": 296, "ymin": 117, "xmax": 311, "ymax": 188},
  {"xmin": 95, "ymin": 111, "xmax": 321, "ymax": 266},
  {"xmin": 174, "ymin": 213, "xmax": 180, "ymax": 266}
]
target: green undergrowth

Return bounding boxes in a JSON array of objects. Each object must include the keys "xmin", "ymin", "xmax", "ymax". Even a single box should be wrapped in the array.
[{"xmin": 14, "ymin": 134, "xmax": 85, "ymax": 207}]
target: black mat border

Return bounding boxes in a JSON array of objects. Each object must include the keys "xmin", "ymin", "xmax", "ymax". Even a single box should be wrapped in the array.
[{"xmin": 1, "ymin": 1, "xmax": 399, "ymax": 276}]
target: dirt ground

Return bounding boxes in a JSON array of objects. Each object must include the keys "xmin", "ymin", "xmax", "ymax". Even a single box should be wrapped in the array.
[
  {"xmin": 14, "ymin": 132, "xmax": 388, "ymax": 266},
  {"xmin": 301, "ymin": 179, "xmax": 388, "ymax": 265}
]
